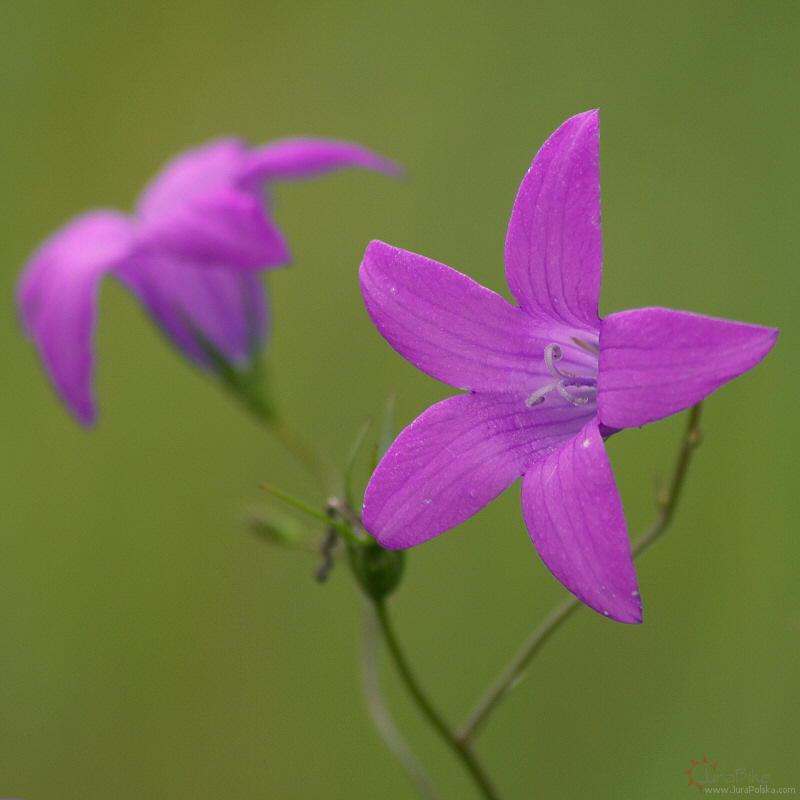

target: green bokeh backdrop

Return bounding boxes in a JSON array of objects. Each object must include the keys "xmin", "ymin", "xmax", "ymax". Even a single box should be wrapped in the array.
[{"xmin": 2, "ymin": 2, "xmax": 797, "ymax": 798}]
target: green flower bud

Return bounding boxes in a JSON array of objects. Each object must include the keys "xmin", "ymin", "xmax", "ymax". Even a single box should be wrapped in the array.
[{"xmin": 347, "ymin": 540, "xmax": 405, "ymax": 600}]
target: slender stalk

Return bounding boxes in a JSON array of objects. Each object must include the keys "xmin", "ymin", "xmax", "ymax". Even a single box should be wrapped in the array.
[
  {"xmin": 373, "ymin": 598, "xmax": 503, "ymax": 800},
  {"xmin": 200, "ymin": 342, "xmax": 333, "ymax": 493},
  {"xmin": 457, "ymin": 594, "xmax": 582, "ymax": 744},
  {"xmin": 630, "ymin": 402, "xmax": 703, "ymax": 558},
  {"xmin": 267, "ymin": 416, "xmax": 333, "ymax": 493},
  {"xmin": 226, "ymin": 377, "xmax": 334, "ymax": 494},
  {"xmin": 361, "ymin": 602, "xmax": 441, "ymax": 800},
  {"xmin": 457, "ymin": 403, "xmax": 704, "ymax": 743}
]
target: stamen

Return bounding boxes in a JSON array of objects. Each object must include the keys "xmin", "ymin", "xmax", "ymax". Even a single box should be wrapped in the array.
[
  {"xmin": 544, "ymin": 343, "xmax": 563, "ymax": 377},
  {"xmin": 555, "ymin": 381, "xmax": 588, "ymax": 405},
  {"xmin": 526, "ymin": 381, "xmax": 558, "ymax": 407},
  {"xmin": 571, "ymin": 336, "xmax": 600, "ymax": 357},
  {"xmin": 526, "ymin": 342, "xmax": 597, "ymax": 409}
]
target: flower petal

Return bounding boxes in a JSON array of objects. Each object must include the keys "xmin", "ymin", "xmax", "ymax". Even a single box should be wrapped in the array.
[
  {"xmin": 136, "ymin": 139, "xmax": 248, "ymax": 222},
  {"xmin": 138, "ymin": 183, "xmax": 290, "ymax": 270},
  {"xmin": 598, "ymin": 307, "xmax": 779, "ymax": 429},
  {"xmin": 115, "ymin": 253, "xmax": 268, "ymax": 367},
  {"xmin": 16, "ymin": 211, "xmax": 136, "ymax": 424},
  {"xmin": 521, "ymin": 419, "xmax": 642, "ymax": 623},
  {"xmin": 504, "ymin": 110, "xmax": 603, "ymax": 330},
  {"xmin": 361, "ymin": 240, "xmax": 554, "ymax": 394},
  {"xmin": 363, "ymin": 392, "xmax": 594, "ymax": 550},
  {"xmin": 135, "ymin": 137, "xmax": 400, "ymax": 272},
  {"xmin": 238, "ymin": 138, "xmax": 404, "ymax": 186}
]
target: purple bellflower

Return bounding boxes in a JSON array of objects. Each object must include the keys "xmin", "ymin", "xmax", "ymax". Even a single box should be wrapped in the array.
[
  {"xmin": 360, "ymin": 110, "xmax": 778, "ymax": 623},
  {"xmin": 18, "ymin": 138, "xmax": 401, "ymax": 425}
]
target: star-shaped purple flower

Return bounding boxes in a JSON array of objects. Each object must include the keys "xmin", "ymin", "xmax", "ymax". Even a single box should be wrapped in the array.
[
  {"xmin": 360, "ymin": 110, "xmax": 778, "ymax": 623},
  {"xmin": 18, "ymin": 138, "xmax": 401, "ymax": 425}
]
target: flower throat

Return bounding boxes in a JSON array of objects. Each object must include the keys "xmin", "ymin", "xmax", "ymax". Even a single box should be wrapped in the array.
[{"xmin": 526, "ymin": 342, "xmax": 598, "ymax": 408}]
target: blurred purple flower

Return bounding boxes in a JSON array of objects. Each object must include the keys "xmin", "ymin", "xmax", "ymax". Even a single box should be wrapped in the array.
[
  {"xmin": 18, "ymin": 138, "xmax": 402, "ymax": 424},
  {"xmin": 360, "ymin": 110, "xmax": 778, "ymax": 623}
]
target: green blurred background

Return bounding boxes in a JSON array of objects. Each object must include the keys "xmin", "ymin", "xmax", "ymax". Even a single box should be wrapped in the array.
[{"xmin": 2, "ymin": 2, "xmax": 797, "ymax": 798}]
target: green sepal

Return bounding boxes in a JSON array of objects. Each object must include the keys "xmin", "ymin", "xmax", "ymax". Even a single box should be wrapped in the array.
[
  {"xmin": 347, "ymin": 539, "xmax": 405, "ymax": 600},
  {"xmin": 182, "ymin": 312, "xmax": 276, "ymax": 423}
]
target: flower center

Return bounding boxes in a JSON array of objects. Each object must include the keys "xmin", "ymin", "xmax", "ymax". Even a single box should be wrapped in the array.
[{"xmin": 526, "ymin": 342, "xmax": 598, "ymax": 408}]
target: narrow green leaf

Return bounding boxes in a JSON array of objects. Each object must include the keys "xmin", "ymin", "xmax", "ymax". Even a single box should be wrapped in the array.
[
  {"xmin": 248, "ymin": 510, "xmax": 306, "ymax": 547},
  {"xmin": 259, "ymin": 485, "xmax": 355, "ymax": 541},
  {"xmin": 371, "ymin": 392, "xmax": 396, "ymax": 473},
  {"xmin": 344, "ymin": 417, "xmax": 373, "ymax": 510}
]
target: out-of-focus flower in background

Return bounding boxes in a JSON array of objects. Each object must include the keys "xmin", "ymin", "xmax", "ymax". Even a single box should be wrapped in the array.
[{"xmin": 17, "ymin": 138, "xmax": 402, "ymax": 424}]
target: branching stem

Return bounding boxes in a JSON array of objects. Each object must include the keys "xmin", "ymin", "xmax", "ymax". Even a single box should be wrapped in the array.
[
  {"xmin": 373, "ymin": 598, "xmax": 503, "ymax": 800},
  {"xmin": 361, "ymin": 602, "xmax": 441, "ymax": 800},
  {"xmin": 457, "ymin": 403, "xmax": 704, "ymax": 743}
]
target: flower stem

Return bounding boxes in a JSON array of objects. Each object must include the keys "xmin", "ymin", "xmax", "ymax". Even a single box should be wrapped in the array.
[
  {"xmin": 226, "ymin": 376, "xmax": 333, "ymax": 494},
  {"xmin": 631, "ymin": 402, "xmax": 703, "ymax": 558},
  {"xmin": 457, "ymin": 403, "xmax": 704, "ymax": 744},
  {"xmin": 361, "ymin": 601, "xmax": 441, "ymax": 800},
  {"xmin": 266, "ymin": 416, "xmax": 333, "ymax": 493},
  {"xmin": 372, "ymin": 598, "xmax": 503, "ymax": 800},
  {"xmin": 202, "ymin": 343, "xmax": 333, "ymax": 493}
]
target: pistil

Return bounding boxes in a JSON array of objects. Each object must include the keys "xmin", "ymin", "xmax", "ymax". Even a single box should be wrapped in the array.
[{"xmin": 526, "ymin": 343, "xmax": 598, "ymax": 408}]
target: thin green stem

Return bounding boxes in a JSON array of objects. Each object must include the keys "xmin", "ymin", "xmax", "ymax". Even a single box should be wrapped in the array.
[
  {"xmin": 240, "ymin": 390, "xmax": 335, "ymax": 495},
  {"xmin": 361, "ymin": 602, "xmax": 441, "ymax": 800},
  {"xmin": 206, "ymin": 349, "xmax": 333, "ymax": 494},
  {"xmin": 267, "ymin": 416, "xmax": 333, "ymax": 493},
  {"xmin": 457, "ymin": 403, "xmax": 704, "ymax": 744},
  {"xmin": 373, "ymin": 598, "xmax": 503, "ymax": 800},
  {"xmin": 631, "ymin": 402, "xmax": 703, "ymax": 558}
]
